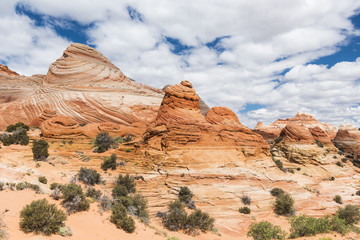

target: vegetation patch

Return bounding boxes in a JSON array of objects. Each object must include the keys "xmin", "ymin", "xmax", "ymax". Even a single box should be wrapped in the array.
[
  {"xmin": 247, "ymin": 221, "xmax": 287, "ymax": 240},
  {"xmin": 19, "ymin": 199, "xmax": 66, "ymax": 235}
]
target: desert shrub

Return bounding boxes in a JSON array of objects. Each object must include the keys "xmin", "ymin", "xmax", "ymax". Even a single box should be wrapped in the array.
[
  {"xmin": 274, "ymin": 136, "xmax": 283, "ymax": 144},
  {"xmin": 184, "ymin": 209, "xmax": 215, "ymax": 233},
  {"xmin": 336, "ymin": 161, "xmax": 344, "ymax": 167},
  {"xmin": 333, "ymin": 195, "xmax": 343, "ymax": 204},
  {"xmin": 51, "ymin": 188, "xmax": 61, "ymax": 200},
  {"xmin": 110, "ymin": 202, "xmax": 135, "ymax": 233},
  {"xmin": 86, "ymin": 187, "xmax": 102, "ymax": 200},
  {"xmin": 38, "ymin": 176, "xmax": 47, "ymax": 184},
  {"xmin": 341, "ymin": 158, "xmax": 347, "ymax": 163},
  {"xmin": 247, "ymin": 221, "xmax": 286, "ymax": 240},
  {"xmin": 99, "ymin": 195, "xmax": 112, "ymax": 211},
  {"xmin": 239, "ymin": 206, "xmax": 251, "ymax": 214},
  {"xmin": 61, "ymin": 184, "xmax": 90, "ymax": 213},
  {"xmin": 274, "ymin": 192, "xmax": 294, "ymax": 216},
  {"xmin": 32, "ymin": 139, "xmax": 49, "ymax": 161},
  {"xmin": 241, "ymin": 195, "xmax": 251, "ymax": 205},
  {"xmin": 13, "ymin": 128, "xmax": 29, "ymax": 145},
  {"xmin": 274, "ymin": 160, "xmax": 284, "ymax": 171},
  {"xmin": 78, "ymin": 167, "xmax": 101, "ymax": 185},
  {"xmin": 116, "ymin": 174, "xmax": 136, "ymax": 193},
  {"xmin": 19, "ymin": 199, "xmax": 66, "ymax": 235},
  {"xmin": 50, "ymin": 182, "xmax": 64, "ymax": 191},
  {"xmin": 163, "ymin": 200, "xmax": 187, "ymax": 231},
  {"xmin": 315, "ymin": 140, "xmax": 324, "ymax": 148},
  {"xmin": 352, "ymin": 159, "xmax": 360, "ymax": 168},
  {"xmin": 289, "ymin": 215, "xmax": 331, "ymax": 238},
  {"xmin": 16, "ymin": 182, "xmax": 41, "ymax": 193},
  {"xmin": 14, "ymin": 122, "xmax": 29, "ymax": 131},
  {"xmin": 112, "ymin": 185, "xmax": 129, "ymax": 198},
  {"xmin": 94, "ymin": 132, "xmax": 114, "ymax": 153},
  {"xmin": 0, "ymin": 133, "xmax": 15, "ymax": 146},
  {"xmin": 329, "ymin": 215, "xmax": 348, "ymax": 235},
  {"xmin": 101, "ymin": 153, "xmax": 117, "ymax": 171},
  {"xmin": 178, "ymin": 186, "xmax": 195, "ymax": 208},
  {"xmin": 16, "ymin": 182, "xmax": 27, "ymax": 191},
  {"xmin": 5, "ymin": 124, "xmax": 15, "ymax": 132},
  {"xmin": 336, "ymin": 204, "xmax": 360, "ymax": 225},
  {"xmin": 356, "ymin": 190, "xmax": 360, "ymax": 196},
  {"xmin": 127, "ymin": 193, "xmax": 149, "ymax": 222},
  {"xmin": 0, "ymin": 182, "xmax": 4, "ymax": 191}
]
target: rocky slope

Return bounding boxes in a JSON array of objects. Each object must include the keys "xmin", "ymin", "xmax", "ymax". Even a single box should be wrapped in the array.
[
  {"xmin": 0, "ymin": 43, "xmax": 163, "ymax": 130},
  {"xmin": 333, "ymin": 123, "xmax": 360, "ymax": 156}
]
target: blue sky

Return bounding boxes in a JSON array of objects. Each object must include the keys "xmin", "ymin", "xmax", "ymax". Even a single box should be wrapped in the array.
[{"xmin": 1, "ymin": 1, "xmax": 360, "ymax": 127}]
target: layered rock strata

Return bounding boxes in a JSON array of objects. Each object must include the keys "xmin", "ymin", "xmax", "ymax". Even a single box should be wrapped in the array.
[{"xmin": 144, "ymin": 81, "xmax": 269, "ymax": 156}]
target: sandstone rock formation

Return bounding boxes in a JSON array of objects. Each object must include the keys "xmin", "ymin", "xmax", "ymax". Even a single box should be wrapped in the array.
[
  {"xmin": 333, "ymin": 124, "xmax": 360, "ymax": 156},
  {"xmin": 0, "ymin": 43, "xmax": 164, "ymax": 130},
  {"xmin": 272, "ymin": 123, "xmax": 336, "ymax": 164},
  {"xmin": 0, "ymin": 64, "xmax": 19, "ymax": 76},
  {"xmin": 144, "ymin": 81, "xmax": 269, "ymax": 157},
  {"xmin": 254, "ymin": 112, "xmax": 338, "ymax": 142}
]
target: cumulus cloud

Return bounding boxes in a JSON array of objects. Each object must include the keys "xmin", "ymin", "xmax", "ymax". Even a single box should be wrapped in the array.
[{"xmin": 1, "ymin": 0, "xmax": 360, "ymax": 128}]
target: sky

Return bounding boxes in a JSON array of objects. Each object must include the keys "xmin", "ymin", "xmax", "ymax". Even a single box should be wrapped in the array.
[{"xmin": 1, "ymin": 1, "xmax": 360, "ymax": 128}]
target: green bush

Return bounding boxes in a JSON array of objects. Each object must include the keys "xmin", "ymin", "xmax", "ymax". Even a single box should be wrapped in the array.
[
  {"xmin": 289, "ymin": 215, "xmax": 331, "ymax": 238},
  {"xmin": 239, "ymin": 206, "xmax": 251, "ymax": 214},
  {"xmin": 247, "ymin": 221, "xmax": 286, "ymax": 240},
  {"xmin": 19, "ymin": 199, "xmax": 66, "ymax": 235},
  {"xmin": 61, "ymin": 184, "xmax": 90, "ymax": 213},
  {"xmin": 127, "ymin": 193, "xmax": 149, "ymax": 222},
  {"xmin": 163, "ymin": 200, "xmax": 187, "ymax": 231},
  {"xmin": 58, "ymin": 226, "xmax": 72, "ymax": 236},
  {"xmin": 112, "ymin": 185, "xmax": 129, "ymax": 198},
  {"xmin": 15, "ymin": 182, "xmax": 41, "ymax": 193},
  {"xmin": 315, "ymin": 140, "xmax": 324, "ymax": 148},
  {"xmin": 270, "ymin": 188, "xmax": 285, "ymax": 197},
  {"xmin": 110, "ymin": 202, "xmax": 136, "ymax": 233},
  {"xmin": 101, "ymin": 153, "xmax": 117, "ymax": 171},
  {"xmin": 274, "ymin": 192, "xmax": 294, "ymax": 216},
  {"xmin": 94, "ymin": 132, "xmax": 114, "ymax": 153},
  {"xmin": 336, "ymin": 204, "xmax": 360, "ymax": 225},
  {"xmin": 116, "ymin": 174, "xmax": 136, "ymax": 193},
  {"xmin": 333, "ymin": 195, "xmax": 343, "ymax": 204},
  {"xmin": 274, "ymin": 160, "xmax": 284, "ymax": 171},
  {"xmin": 50, "ymin": 182, "xmax": 64, "ymax": 190},
  {"xmin": 5, "ymin": 124, "xmax": 15, "ymax": 132},
  {"xmin": 1, "ymin": 134, "xmax": 15, "ymax": 146},
  {"xmin": 288, "ymin": 214, "xmax": 349, "ymax": 238},
  {"xmin": 32, "ymin": 139, "xmax": 49, "ymax": 161},
  {"xmin": 86, "ymin": 187, "xmax": 102, "ymax": 200},
  {"xmin": 178, "ymin": 186, "xmax": 193, "ymax": 203},
  {"xmin": 184, "ymin": 209, "xmax": 215, "ymax": 233},
  {"xmin": 38, "ymin": 176, "xmax": 47, "ymax": 184},
  {"xmin": 78, "ymin": 167, "xmax": 101, "ymax": 185}
]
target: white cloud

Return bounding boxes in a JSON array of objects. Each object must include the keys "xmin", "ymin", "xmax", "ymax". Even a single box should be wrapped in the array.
[{"xmin": 1, "ymin": 0, "xmax": 360, "ymax": 128}]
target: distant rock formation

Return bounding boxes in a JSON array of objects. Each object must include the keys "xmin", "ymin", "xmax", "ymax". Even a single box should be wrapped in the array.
[
  {"xmin": 254, "ymin": 112, "xmax": 338, "ymax": 142},
  {"xmin": 0, "ymin": 43, "xmax": 164, "ymax": 130},
  {"xmin": 145, "ymin": 81, "xmax": 269, "ymax": 156},
  {"xmin": 0, "ymin": 64, "xmax": 19, "ymax": 77},
  {"xmin": 333, "ymin": 124, "xmax": 360, "ymax": 156}
]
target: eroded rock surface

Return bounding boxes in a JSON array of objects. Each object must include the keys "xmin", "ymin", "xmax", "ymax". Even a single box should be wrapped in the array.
[{"xmin": 0, "ymin": 43, "xmax": 163, "ymax": 130}]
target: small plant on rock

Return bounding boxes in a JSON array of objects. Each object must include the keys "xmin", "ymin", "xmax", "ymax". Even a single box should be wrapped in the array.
[
  {"xmin": 274, "ymin": 192, "xmax": 294, "ymax": 216},
  {"xmin": 38, "ymin": 176, "xmax": 47, "ymax": 184},
  {"xmin": 239, "ymin": 206, "xmax": 251, "ymax": 214},
  {"xmin": 333, "ymin": 195, "xmax": 343, "ymax": 204},
  {"xmin": 241, "ymin": 195, "xmax": 251, "ymax": 205}
]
